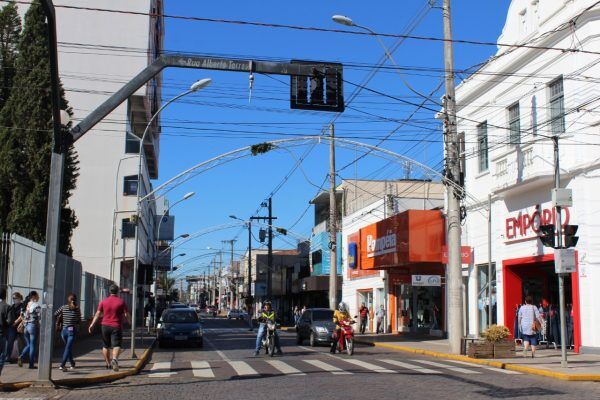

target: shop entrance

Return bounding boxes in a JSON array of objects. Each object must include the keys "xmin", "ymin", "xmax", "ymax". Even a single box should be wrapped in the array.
[
  {"xmin": 503, "ymin": 255, "xmax": 580, "ymax": 352},
  {"xmin": 394, "ymin": 284, "xmax": 443, "ymax": 333}
]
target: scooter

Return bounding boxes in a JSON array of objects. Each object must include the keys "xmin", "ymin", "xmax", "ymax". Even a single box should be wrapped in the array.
[
  {"xmin": 261, "ymin": 319, "xmax": 280, "ymax": 357},
  {"xmin": 334, "ymin": 319, "xmax": 356, "ymax": 356}
]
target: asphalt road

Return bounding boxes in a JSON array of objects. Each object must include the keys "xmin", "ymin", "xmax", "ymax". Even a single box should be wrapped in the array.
[{"xmin": 47, "ymin": 318, "xmax": 600, "ymax": 400}]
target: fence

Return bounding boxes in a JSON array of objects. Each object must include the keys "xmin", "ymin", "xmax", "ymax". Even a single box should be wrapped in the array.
[{"xmin": 0, "ymin": 233, "xmax": 113, "ymax": 319}]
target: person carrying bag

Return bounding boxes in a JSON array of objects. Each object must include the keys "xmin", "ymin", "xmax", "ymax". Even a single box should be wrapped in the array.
[{"xmin": 55, "ymin": 293, "xmax": 82, "ymax": 371}]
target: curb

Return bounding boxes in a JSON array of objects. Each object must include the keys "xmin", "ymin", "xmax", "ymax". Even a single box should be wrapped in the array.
[
  {"xmin": 355, "ymin": 339, "xmax": 600, "ymax": 382},
  {"xmin": 1, "ymin": 339, "xmax": 156, "ymax": 391}
]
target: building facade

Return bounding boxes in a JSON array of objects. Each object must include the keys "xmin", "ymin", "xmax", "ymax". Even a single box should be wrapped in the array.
[{"xmin": 456, "ymin": 0, "xmax": 600, "ymax": 352}]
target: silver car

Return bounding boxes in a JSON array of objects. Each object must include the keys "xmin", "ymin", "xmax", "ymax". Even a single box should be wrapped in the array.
[{"xmin": 227, "ymin": 308, "xmax": 248, "ymax": 320}]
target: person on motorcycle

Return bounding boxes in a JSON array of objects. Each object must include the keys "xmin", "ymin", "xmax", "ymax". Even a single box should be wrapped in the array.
[
  {"xmin": 331, "ymin": 302, "xmax": 353, "ymax": 353},
  {"xmin": 254, "ymin": 301, "xmax": 283, "ymax": 356}
]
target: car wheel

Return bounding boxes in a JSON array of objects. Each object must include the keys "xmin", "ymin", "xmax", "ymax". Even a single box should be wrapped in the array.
[
  {"xmin": 296, "ymin": 334, "xmax": 303, "ymax": 345},
  {"xmin": 228, "ymin": 316, "xmax": 231, "ymax": 320},
  {"xmin": 158, "ymin": 340, "xmax": 164, "ymax": 348},
  {"xmin": 198, "ymin": 339, "xmax": 203, "ymax": 348},
  {"xmin": 310, "ymin": 332, "xmax": 316, "ymax": 347}
]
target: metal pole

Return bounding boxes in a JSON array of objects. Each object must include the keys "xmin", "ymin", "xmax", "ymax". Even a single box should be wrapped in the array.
[
  {"xmin": 218, "ymin": 251, "xmax": 223, "ymax": 311},
  {"xmin": 442, "ymin": 0, "xmax": 464, "ymax": 354},
  {"xmin": 38, "ymin": 0, "xmax": 62, "ymax": 385},
  {"xmin": 553, "ymin": 136, "xmax": 568, "ymax": 368},
  {"xmin": 247, "ymin": 221, "xmax": 253, "ymax": 329},
  {"xmin": 328, "ymin": 123, "xmax": 338, "ymax": 310},
  {"xmin": 267, "ymin": 197, "xmax": 273, "ymax": 299},
  {"xmin": 488, "ymin": 194, "xmax": 493, "ymax": 329}
]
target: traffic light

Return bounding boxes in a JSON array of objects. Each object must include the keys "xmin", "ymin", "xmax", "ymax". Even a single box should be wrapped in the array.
[
  {"xmin": 563, "ymin": 225, "xmax": 579, "ymax": 248},
  {"xmin": 290, "ymin": 60, "xmax": 344, "ymax": 112},
  {"xmin": 259, "ymin": 228, "xmax": 266, "ymax": 243},
  {"xmin": 538, "ymin": 224, "xmax": 555, "ymax": 248}
]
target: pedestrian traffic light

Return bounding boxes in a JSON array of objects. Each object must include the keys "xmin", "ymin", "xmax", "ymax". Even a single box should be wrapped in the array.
[
  {"xmin": 538, "ymin": 224, "xmax": 555, "ymax": 248},
  {"xmin": 563, "ymin": 224, "xmax": 579, "ymax": 248}
]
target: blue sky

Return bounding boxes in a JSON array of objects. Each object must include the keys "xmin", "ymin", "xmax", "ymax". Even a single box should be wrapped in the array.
[{"xmin": 156, "ymin": 0, "xmax": 511, "ymax": 278}]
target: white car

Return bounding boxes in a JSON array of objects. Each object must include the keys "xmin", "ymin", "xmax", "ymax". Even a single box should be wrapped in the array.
[{"xmin": 227, "ymin": 309, "xmax": 248, "ymax": 320}]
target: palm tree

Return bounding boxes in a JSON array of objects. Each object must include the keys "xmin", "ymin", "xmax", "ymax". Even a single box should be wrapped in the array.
[{"xmin": 157, "ymin": 274, "xmax": 175, "ymax": 294}]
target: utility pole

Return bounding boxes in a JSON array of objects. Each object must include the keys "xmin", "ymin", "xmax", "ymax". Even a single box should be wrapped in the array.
[
  {"xmin": 553, "ymin": 136, "xmax": 568, "ymax": 367},
  {"xmin": 442, "ymin": 0, "xmax": 464, "ymax": 355},
  {"xmin": 218, "ymin": 251, "xmax": 223, "ymax": 311},
  {"xmin": 223, "ymin": 239, "xmax": 237, "ymax": 309},
  {"xmin": 328, "ymin": 123, "xmax": 338, "ymax": 310},
  {"xmin": 267, "ymin": 197, "xmax": 273, "ymax": 299}
]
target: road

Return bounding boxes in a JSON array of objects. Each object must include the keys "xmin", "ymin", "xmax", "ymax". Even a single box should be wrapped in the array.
[{"xmin": 55, "ymin": 318, "xmax": 598, "ymax": 400}]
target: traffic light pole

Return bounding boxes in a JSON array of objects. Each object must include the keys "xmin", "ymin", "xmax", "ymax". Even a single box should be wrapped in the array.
[{"xmin": 553, "ymin": 135, "xmax": 568, "ymax": 368}]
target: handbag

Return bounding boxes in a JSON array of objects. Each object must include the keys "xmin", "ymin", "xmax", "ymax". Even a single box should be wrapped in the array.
[
  {"xmin": 16, "ymin": 321, "xmax": 24, "ymax": 334},
  {"xmin": 531, "ymin": 306, "xmax": 541, "ymax": 333}
]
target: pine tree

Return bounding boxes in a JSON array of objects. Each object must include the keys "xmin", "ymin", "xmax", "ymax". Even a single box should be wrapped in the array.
[
  {"xmin": 0, "ymin": 0, "xmax": 78, "ymax": 254},
  {"xmin": 0, "ymin": 1, "xmax": 21, "ymax": 111}
]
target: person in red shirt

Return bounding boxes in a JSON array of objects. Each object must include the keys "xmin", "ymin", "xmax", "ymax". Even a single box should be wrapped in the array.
[
  {"xmin": 89, "ymin": 285, "xmax": 130, "ymax": 371},
  {"xmin": 359, "ymin": 303, "xmax": 369, "ymax": 334}
]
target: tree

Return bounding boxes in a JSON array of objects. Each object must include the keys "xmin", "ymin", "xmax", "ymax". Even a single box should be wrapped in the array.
[
  {"xmin": 0, "ymin": 1, "xmax": 21, "ymax": 112},
  {"xmin": 0, "ymin": 0, "xmax": 78, "ymax": 254},
  {"xmin": 158, "ymin": 274, "xmax": 176, "ymax": 293}
]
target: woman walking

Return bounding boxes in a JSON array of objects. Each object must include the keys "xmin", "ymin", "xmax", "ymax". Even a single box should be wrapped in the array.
[
  {"xmin": 17, "ymin": 291, "xmax": 41, "ymax": 369},
  {"xmin": 55, "ymin": 293, "xmax": 81, "ymax": 371},
  {"xmin": 518, "ymin": 295, "xmax": 542, "ymax": 358},
  {"xmin": 6, "ymin": 292, "xmax": 24, "ymax": 362}
]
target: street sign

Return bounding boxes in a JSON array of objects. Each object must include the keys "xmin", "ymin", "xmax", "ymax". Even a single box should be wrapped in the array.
[
  {"xmin": 412, "ymin": 275, "xmax": 441, "ymax": 287},
  {"xmin": 555, "ymin": 248, "xmax": 576, "ymax": 274}
]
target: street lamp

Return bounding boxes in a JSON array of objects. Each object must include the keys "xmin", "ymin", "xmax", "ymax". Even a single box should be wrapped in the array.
[{"xmin": 131, "ymin": 79, "xmax": 211, "ymax": 358}]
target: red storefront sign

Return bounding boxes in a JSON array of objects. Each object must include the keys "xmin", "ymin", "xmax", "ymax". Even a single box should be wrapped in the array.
[
  {"xmin": 505, "ymin": 206, "xmax": 570, "ymax": 240},
  {"xmin": 441, "ymin": 246, "xmax": 473, "ymax": 264}
]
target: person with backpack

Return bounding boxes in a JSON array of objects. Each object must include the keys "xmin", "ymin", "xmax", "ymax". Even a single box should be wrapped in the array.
[
  {"xmin": 55, "ymin": 293, "xmax": 82, "ymax": 371},
  {"xmin": 0, "ymin": 289, "xmax": 11, "ymax": 380},
  {"xmin": 6, "ymin": 292, "xmax": 24, "ymax": 363}
]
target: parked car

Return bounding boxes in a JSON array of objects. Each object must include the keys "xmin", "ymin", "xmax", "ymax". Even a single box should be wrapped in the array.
[
  {"xmin": 227, "ymin": 309, "xmax": 248, "ymax": 320},
  {"xmin": 157, "ymin": 308, "xmax": 203, "ymax": 348},
  {"xmin": 169, "ymin": 302, "xmax": 189, "ymax": 309},
  {"xmin": 189, "ymin": 304, "xmax": 201, "ymax": 313},
  {"xmin": 296, "ymin": 308, "xmax": 335, "ymax": 347},
  {"xmin": 206, "ymin": 306, "xmax": 217, "ymax": 317}
]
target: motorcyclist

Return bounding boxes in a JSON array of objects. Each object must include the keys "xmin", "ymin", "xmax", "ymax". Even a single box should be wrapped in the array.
[
  {"xmin": 331, "ymin": 302, "xmax": 353, "ymax": 353},
  {"xmin": 254, "ymin": 301, "xmax": 283, "ymax": 356}
]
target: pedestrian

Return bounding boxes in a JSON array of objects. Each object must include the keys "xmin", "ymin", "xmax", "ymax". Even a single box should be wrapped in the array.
[
  {"xmin": 376, "ymin": 305, "xmax": 385, "ymax": 334},
  {"xmin": 293, "ymin": 306, "xmax": 301, "ymax": 326},
  {"xmin": 518, "ymin": 295, "xmax": 542, "ymax": 358},
  {"xmin": 88, "ymin": 284, "xmax": 130, "ymax": 372},
  {"xmin": 359, "ymin": 302, "xmax": 369, "ymax": 334},
  {"xmin": 55, "ymin": 293, "xmax": 82, "ymax": 371},
  {"xmin": 6, "ymin": 292, "xmax": 24, "ymax": 362},
  {"xmin": 18, "ymin": 291, "xmax": 41, "ymax": 369},
  {"xmin": 0, "ymin": 288, "xmax": 11, "ymax": 382}
]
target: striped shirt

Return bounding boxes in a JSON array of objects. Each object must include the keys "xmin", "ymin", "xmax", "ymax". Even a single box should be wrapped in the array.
[{"xmin": 55, "ymin": 305, "xmax": 82, "ymax": 327}]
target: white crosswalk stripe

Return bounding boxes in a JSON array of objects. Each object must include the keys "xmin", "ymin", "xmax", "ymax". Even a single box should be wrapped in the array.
[
  {"xmin": 227, "ymin": 361, "xmax": 259, "ymax": 376},
  {"xmin": 340, "ymin": 359, "xmax": 396, "ymax": 374},
  {"xmin": 304, "ymin": 359, "xmax": 352, "ymax": 375},
  {"xmin": 148, "ymin": 362, "xmax": 176, "ymax": 378},
  {"xmin": 411, "ymin": 359, "xmax": 482, "ymax": 374},
  {"xmin": 266, "ymin": 360, "xmax": 306, "ymax": 376},
  {"xmin": 445, "ymin": 360, "xmax": 522, "ymax": 374},
  {"xmin": 378, "ymin": 359, "xmax": 441, "ymax": 374},
  {"xmin": 191, "ymin": 361, "xmax": 215, "ymax": 378}
]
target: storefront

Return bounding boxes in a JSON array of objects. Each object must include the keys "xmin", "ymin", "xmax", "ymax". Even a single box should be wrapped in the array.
[{"xmin": 348, "ymin": 209, "xmax": 446, "ymax": 335}]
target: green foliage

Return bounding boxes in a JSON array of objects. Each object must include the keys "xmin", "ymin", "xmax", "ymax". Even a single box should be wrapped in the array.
[
  {"xmin": 0, "ymin": 1, "xmax": 21, "ymax": 111},
  {"xmin": 0, "ymin": 0, "xmax": 79, "ymax": 255},
  {"xmin": 481, "ymin": 324, "xmax": 511, "ymax": 342},
  {"xmin": 250, "ymin": 142, "xmax": 275, "ymax": 156}
]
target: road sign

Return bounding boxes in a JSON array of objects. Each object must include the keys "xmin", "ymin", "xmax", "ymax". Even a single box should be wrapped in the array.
[
  {"xmin": 555, "ymin": 248, "xmax": 576, "ymax": 274},
  {"xmin": 412, "ymin": 275, "xmax": 442, "ymax": 287}
]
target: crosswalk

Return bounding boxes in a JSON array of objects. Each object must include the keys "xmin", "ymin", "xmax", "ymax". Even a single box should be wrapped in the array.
[{"xmin": 144, "ymin": 357, "xmax": 521, "ymax": 379}]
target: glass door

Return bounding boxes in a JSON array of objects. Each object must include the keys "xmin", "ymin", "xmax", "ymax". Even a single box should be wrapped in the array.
[{"xmin": 395, "ymin": 284, "xmax": 412, "ymax": 331}]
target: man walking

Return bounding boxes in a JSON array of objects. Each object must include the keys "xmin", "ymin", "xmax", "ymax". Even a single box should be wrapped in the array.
[
  {"xmin": 359, "ymin": 302, "xmax": 369, "ymax": 334},
  {"xmin": 89, "ymin": 285, "xmax": 130, "ymax": 372},
  {"xmin": 0, "ymin": 289, "xmax": 10, "ymax": 382}
]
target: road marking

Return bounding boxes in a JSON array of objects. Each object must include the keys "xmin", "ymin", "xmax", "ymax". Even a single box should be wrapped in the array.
[
  {"xmin": 411, "ymin": 359, "xmax": 482, "ymax": 374},
  {"xmin": 191, "ymin": 361, "xmax": 215, "ymax": 378},
  {"xmin": 378, "ymin": 359, "xmax": 441, "ymax": 374},
  {"xmin": 203, "ymin": 336, "xmax": 230, "ymax": 361},
  {"xmin": 445, "ymin": 360, "xmax": 522, "ymax": 374},
  {"xmin": 340, "ymin": 359, "xmax": 396, "ymax": 374},
  {"xmin": 228, "ymin": 361, "xmax": 259, "ymax": 376},
  {"xmin": 266, "ymin": 360, "xmax": 306, "ymax": 376},
  {"xmin": 148, "ymin": 362, "xmax": 176, "ymax": 378},
  {"xmin": 304, "ymin": 359, "xmax": 352, "ymax": 375}
]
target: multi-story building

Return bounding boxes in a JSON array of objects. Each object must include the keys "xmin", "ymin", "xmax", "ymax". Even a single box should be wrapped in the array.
[
  {"xmin": 50, "ymin": 1, "xmax": 164, "ymax": 308},
  {"xmin": 456, "ymin": 0, "xmax": 600, "ymax": 353}
]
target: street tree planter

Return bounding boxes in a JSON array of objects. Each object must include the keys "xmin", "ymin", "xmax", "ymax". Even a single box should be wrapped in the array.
[{"xmin": 468, "ymin": 325, "xmax": 515, "ymax": 359}]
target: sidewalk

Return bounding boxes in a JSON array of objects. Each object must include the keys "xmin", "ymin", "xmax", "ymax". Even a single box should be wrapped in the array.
[
  {"xmin": 355, "ymin": 333, "xmax": 600, "ymax": 381},
  {"xmin": 1, "ymin": 329, "xmax": 155, "ymax": 390}
]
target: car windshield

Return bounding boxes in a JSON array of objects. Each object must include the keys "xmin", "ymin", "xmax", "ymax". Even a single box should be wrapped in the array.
[
  {"xmin": 164, "ymin": 311, "xmax": 198, "ymax": 323},
  {"xmin": 312, "ymin": 310, "xmax": 334, "ymax": 321}
]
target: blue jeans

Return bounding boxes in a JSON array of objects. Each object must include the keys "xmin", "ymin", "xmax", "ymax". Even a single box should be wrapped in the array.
[
  {"xmin": 0, "ymin": 334, "xmax": 7, "ymax": 375},
  {"xmin": 254, "ymin": 323, "xmax": 281, "ymax": 352},
  {"xmin": 20, "ymin": 323, "xmax": 38, "ymax": 367},
  {"xmin": 6, "ymin": 326, "xmax": 21, "ymax": 361},
  {"xmin": 60, "ymin": 327, "xmax": 77, "ymax": 367}
]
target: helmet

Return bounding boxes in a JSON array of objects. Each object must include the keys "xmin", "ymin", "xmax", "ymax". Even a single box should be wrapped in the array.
[
  {"xmin": 338, "ymin": 302, "xmax": 347, "ymax": 312},
  {"xmin": 263, "ymin": 301, "xmax": 272, "ymax": 308}
]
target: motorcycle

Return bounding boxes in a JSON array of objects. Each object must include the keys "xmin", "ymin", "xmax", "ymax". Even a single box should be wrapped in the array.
[
  {"xmin": 334, "ymin": 319, "xmax": 355, "ymax": 356},
  {"xmin": 261, "ymin": 319, "xmax": 280, "ymax": 357}
]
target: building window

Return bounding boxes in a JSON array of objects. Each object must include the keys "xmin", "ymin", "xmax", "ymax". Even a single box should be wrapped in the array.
[
  {"xmin": 477, "ymin": 263, "xmax": 497, "ymax": 333},
  {"xmin": 523, "ymin": 148, "xmax": 534, "ymax": 167},
  {"xmin": 477, "ymin": 121, "xmax": 489, "ymax": 172},
  {"xmin": 549, "ymin": 77, "xmax": 565, "ymax": 135},
  {"xmin": 123, "ymin": 175, "xmax": 138, "ymax": 196},
  {"xmin": 508, "ymin": 103, "xmax": 520, "ymax": 145},
  {"xmin": 125, "ymin": 131, "xmax": 140, "ymax": 154},
  {"xmin": 496, "ymin": 159, "xmax": 507, "ymax": 177},
  {"xmin": 122, "ymin": 218, "xmax": 136, "ymax": 239}
]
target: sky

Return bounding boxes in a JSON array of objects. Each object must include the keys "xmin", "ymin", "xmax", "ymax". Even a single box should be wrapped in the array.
[{"xmin": 155, "ymin": 0, "xmax": 512, "ymax": 279}]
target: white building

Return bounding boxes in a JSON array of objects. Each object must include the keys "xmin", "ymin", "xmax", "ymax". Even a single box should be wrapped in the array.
[
  {"xmin": 46, "ymin": 2, "xmax": 163, "ymax": 297},
  {"xmin": 456, "ymin": 0, "xmax": 600, "ymax": 353}
]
